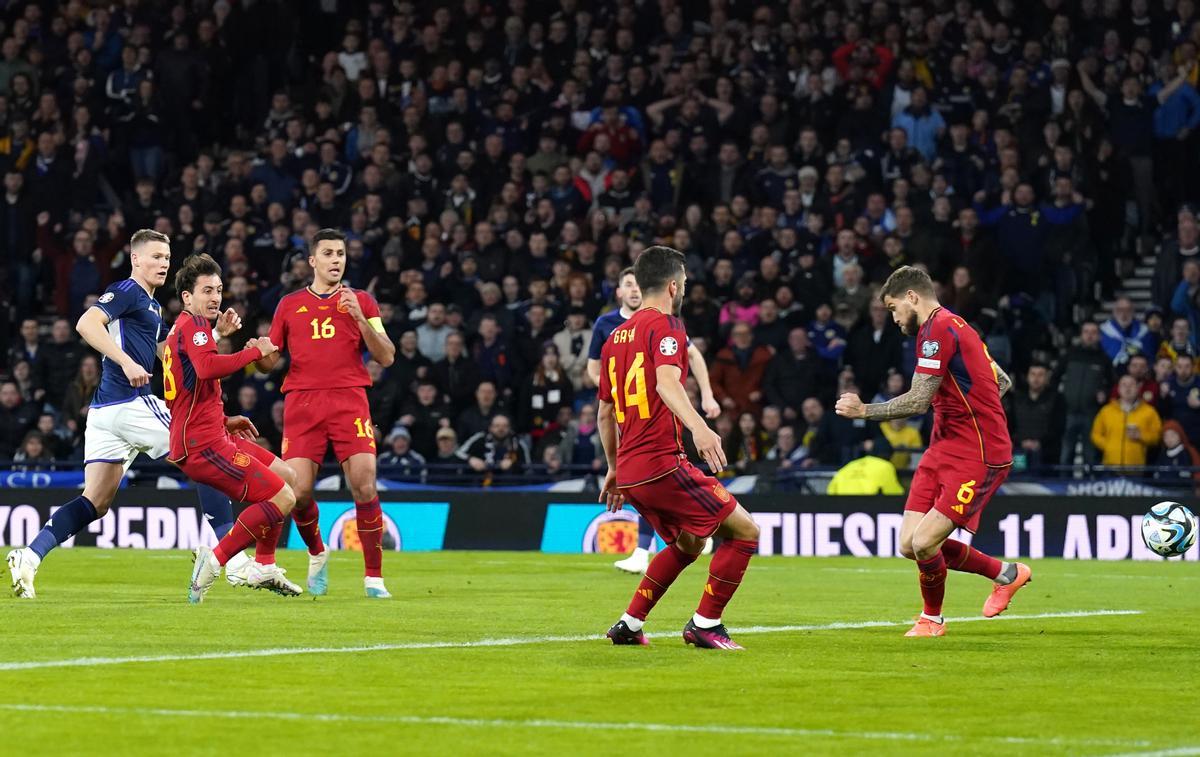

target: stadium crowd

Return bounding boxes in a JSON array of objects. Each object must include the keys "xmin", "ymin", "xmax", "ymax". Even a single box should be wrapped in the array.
[{"xmin": 3, "ymin": 0, "xmax": 1200, "ymax": 488}]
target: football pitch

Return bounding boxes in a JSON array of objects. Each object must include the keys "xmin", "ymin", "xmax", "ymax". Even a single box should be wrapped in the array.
[{"xmin": 0, "ymin": 550, "xmax": 1196, "ymax": 756}]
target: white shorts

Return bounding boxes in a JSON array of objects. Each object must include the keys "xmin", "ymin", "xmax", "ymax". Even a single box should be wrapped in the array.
[{"xmin": 83, "ymin": 395, "xmax": 172, "ymax": 469}]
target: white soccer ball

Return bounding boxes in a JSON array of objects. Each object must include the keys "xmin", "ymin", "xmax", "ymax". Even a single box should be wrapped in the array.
[{"xmin": 1141, "ymin": 502, "xmax": 1199, "ymax": 557}]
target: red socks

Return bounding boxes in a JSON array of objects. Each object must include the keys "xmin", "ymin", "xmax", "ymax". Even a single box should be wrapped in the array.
[
  {"xmin": 293, "ymin": 500, "xmax": 325, "ymax": 555},
  {"xmin": 626, "ymin": 543, "xmax": 698, "ymax": 620},
  {"xmin": 696, "ymin": 539, "xmax": 757, "ymax": 620},
  {"xmin": 916, "ymin": 553, "xmax": 947, "ymax": 617},
  {"xmin": 941, "ymin": 538, "xmax": 1002, "ymax": 580},
  {"xmin": 254, "ymin": 523, "xmax": 282, "ymax": 565},
  {"xmin": 356, "ymin": 497, "xmax": 384, "ymax": 578},
  {"xmin": 214, "ymin": 502, "xmax": 283, "ymax": 566}
]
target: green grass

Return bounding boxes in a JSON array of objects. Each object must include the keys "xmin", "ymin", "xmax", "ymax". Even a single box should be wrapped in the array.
[{"xmin": 1, "ymin": 549, "xmax": 1197, "ymax": 756}]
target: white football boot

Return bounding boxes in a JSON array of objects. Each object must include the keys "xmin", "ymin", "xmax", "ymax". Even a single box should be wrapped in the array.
[
  {"xmin": 613, "ymin": 547, "xmax": 650, "ymax": 574},
  {"xmin": 364, "ymin": 576, "xmax": 391, "ymax": 598},
  {"xmin": 7, "ymin": 548, "xmax": 40, "ymax": 599},
  {"xmin": 224, "ymin": 551, "xmax": 252, "ymax": 587},
  {"xmin": 188, "ymin": 546, "xmax": 221, "ymax": 604},
  {"xmin": 245, "ymin": 561, "xmax": 303, "ymax": 596},
  {"xmin": 307, "ymin": 550, "xmax": 329, "ymax": 596}
]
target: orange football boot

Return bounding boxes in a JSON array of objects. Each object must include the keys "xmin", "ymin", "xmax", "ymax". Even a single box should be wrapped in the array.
[
  {"xmin": 905, "ymin": 615, "xmax": 946, "ymax": 637},
  {"xmin": 982, "ymin": 562, "xmax": 1033, "ymax": 618}
]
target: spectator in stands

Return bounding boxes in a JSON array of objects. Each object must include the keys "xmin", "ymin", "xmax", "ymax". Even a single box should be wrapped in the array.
[
  {"xmin": 431, "ymin": 332, "xmax": 480, "ymax": 414},
  {"xmin": 517, "ymin": 343, "xmax": 573, "ymax": 441},
  {"xmin": 36, "ymin": 211, "xmax": 129, "ymax": 318},
  {"xmin": 0, "ymin": 380, "xmax": 36, "ymax": 457},
  {"xmin": 558, "ymin": 402, "xmax": 602, "ymax": 473},
  {"xmin": 397, "ymin": 380, "xmax": 452, "ymax": 459},
  {"xmin": 459, "ymin": 414, "xmax": 532, "ymax": 484},
  {"xmin": 551, "ymin": 306, "xmax": 591, "ymax": 392},
  {"xmin": 1117, "ymin": 354, "xmax": 1161, "ymax": 407},
  {"xmin": 1006, "ymin": 363, "xmax": 1066, "ymax": 470},
  {"xmin": 1153, "ymin": 208, "xmax": 1200, "ymax": 312},
  {"xmin": 1060, "ymin": 322, "xmax": 1112, "ymax": 465},
  {"xmin": 1159, "ymin": 317, "xmax": 1197, "ymax": 361},
  {"xmin": 1153, "ymin": 420, "xmax": 1200, "ymax": 491},
  {"xmin": 762, "ymin": 327, "xmax": 818, "ymax": 421},
  {"xmin": 1101, "ymin": 297, "xmax": 1158, "ymax": 367},
  {"xmin": 11, "ymin": 430, "xmax": 55, "ymax": 471},
  {"xmin": 808, "ymin": 302, "xmax": 848, "ymax": 381},
  {"xmin": 731, "ymin": 412, "xmax": 769, "ymax": 475},
  {"xmin": 457, "ymin": 381, "xmax": 503, "ymax": 442},
  {"xmin": 1160, "ymin": 353, "xmax": 1200, "ymax": 445},
  {"xmin": 1091, "ymin": 374, "xmax": 1163, "ymax": 470},
  {"xmin": 41, "ymin": 319, "xmax": 83, "ymax": 409},
  {"xmin": 845, "ymin": 300, "xmax": 904, "ymax": 399},
  {"xmin": 879, "ymin": 417, "xmax": 923, "ymax": 470},
  {"xmin": 378, "ymin": 428, "xmax": 426, "ymax": 483},
  {"xmin": 710, "ymin": 321, "xmax": 772, "ymax": 415},
  {"xmin": 415, "ymin": 302, "xmax": 452, "ymax": 363},
  {"xmin": 60, "ymin": 355, "xmax": 100, "ymax": 440}
]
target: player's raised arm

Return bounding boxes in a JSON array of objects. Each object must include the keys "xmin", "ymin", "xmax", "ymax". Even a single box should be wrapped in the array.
[
  {"xmin": 836, "ymin": 371, "xmax": 942, "ymax": 421},
  {"xmin": 77, "ymin": 294, "xmax": 151, "ymax": 388},
  {"xmin": 341, "ymin": 288, "xmax": 395, "ymax": 367},
  {"xmin": 992, "ymin": 361, "xmax": 1013, "ymax": 397}
]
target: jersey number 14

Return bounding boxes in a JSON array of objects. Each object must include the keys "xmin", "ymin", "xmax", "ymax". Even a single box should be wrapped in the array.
[{"xmin": 607, "ymin": 352, "xmax": 650, "ymax": 423}]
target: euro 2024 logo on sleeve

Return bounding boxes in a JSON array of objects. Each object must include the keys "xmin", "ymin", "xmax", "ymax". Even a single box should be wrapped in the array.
[
  {"xmin": 582, "ymin": 509, "xmax": 640, "ymax": 554},
  {"xmin": 329, "ymin": 509, "xmax": 402, "ymax": 551}
]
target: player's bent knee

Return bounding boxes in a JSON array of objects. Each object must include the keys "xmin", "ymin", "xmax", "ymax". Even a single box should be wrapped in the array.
[
  {"xmin": 898, "ymin": 543, "xmax": 916, "ymax": 560},
  {"xmin": 676, "ymin": 532, "xmax": 706, "ymax": 555},
  {"xmin": 272, "ymin": 484, "xmax": 297, "ymax": 515},
  {"xmin": 350, "ymin": 480, "xmax": 377, "ymax": 502}
]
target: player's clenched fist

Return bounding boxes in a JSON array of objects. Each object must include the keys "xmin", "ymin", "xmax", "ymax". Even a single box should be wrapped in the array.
[
  {"xmin": 122, "ymin": 361, "xmax": 151, "ymax": 387},
  {"xmin": 692, "ymin": 424, "xmax": 727, "ymax": 473},
  {"xmin": 835, "ymin": 392, "xmax": 866, "ymax": 419},
  {"xmin": 247, "ymin": 336, "xmax": 278, "ymax": 357},
  {"xmin": 337, "ymin": 288, "xmax": 364, "ymax": 321}
]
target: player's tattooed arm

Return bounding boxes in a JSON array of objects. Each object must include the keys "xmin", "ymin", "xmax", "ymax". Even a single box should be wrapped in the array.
[
  {"xmin": 856, "ymin": 373, "xmax": 942, "ymax": 421},
  {"xmin": 993, "ymin": 362, "xmax": 1013, "ymax": 397}
]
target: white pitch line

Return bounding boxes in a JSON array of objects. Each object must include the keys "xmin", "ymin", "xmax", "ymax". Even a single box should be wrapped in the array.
[
  {"xmin": 1098, "ymin": 748, "xmax": 1200, "ymax": 757},
  {"xmin": 0, "ymin": 703, "xmax": 1156, "ymax": 749},
  {"xmin": 820, "ymin": 567, "xmax": 1200, "ymax": 580},
  {"xmin": 0, "ymin": 610, "xmax": 1140, "ymax": 672}
]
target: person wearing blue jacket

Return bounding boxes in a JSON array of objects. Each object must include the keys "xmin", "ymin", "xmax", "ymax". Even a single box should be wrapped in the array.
[
  {"xmin": 807, "ymin": 302, "xmax": 847, "ymax": 381},
  {"xmin": 1150, "ymin": 60, "xmax": 1200, "ymax": 213},
  {"xmin": 890, "ymin": 87, "xmax": 945, "ymax": 162}
]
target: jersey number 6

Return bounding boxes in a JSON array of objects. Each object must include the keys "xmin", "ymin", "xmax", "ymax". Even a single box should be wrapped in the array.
[{"xmin": 607, "ymin": 352, "xmax": 650, "ymax": 424}]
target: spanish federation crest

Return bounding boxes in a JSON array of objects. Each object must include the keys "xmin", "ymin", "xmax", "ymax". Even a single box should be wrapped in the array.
[
  {"xmin": 659, "ymin": 336, "xmax": 679, "ymax": 356},
  {"xmin": 920, "ymin": 340, "xmax": 939, "ymax": 358}
]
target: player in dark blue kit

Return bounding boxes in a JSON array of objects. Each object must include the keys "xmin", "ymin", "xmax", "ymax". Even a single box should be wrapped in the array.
[
  {"xmin": 587, "ymin": 267, "xmax": 721, "ymax": 574},
  {"xmin": 7, "ymin": 230, "xmax": 247, "ymax": 598}
]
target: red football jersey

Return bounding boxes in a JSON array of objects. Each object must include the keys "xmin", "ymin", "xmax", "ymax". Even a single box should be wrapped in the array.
[
  {"xmin": 913, "ymin": 307, "xmax": 1012, "ymax": 466},
  {"xmin": 164, "ymin": 314, "xmax": 261, "ymax": 461},
  {"xmin": 269, "ymin": 285, "xmax": 382, "ymax": 393},
  {"xmin": 598, "ymin": 307, "xmax": 689, "ymax": 487}
]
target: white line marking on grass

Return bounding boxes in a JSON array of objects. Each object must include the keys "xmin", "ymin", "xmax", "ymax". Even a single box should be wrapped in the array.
[
  {"xmin": 821, "ymin": 567, "xmax": 1199, "ymax": 580},
  {"xmin": 0, "ymin": 703, "xmax": 1156, "ymax": 749},
  {"xmin": 1098, "ymin": 748, "xmax": 1200, "ymax": 757},
  {"xmin": 0, "ymin": 610, "xmax": 1140, "ymax": 672}
]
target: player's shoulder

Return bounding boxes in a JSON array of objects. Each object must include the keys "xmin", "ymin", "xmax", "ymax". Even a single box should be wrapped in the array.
[
  {"xmin": 96, "ymin": 278, "xmax": 138, "ymax": 304},
  {"xmin": 351, "ymin": 286, "xmax": 377, "ymax": 304}
]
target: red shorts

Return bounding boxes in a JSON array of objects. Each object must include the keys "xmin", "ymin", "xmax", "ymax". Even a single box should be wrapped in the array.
[
  {"xmin": 905, "ymin": 449, "xmax": 1010, "ymax": 533},
  {"xmin": 619, "ymin": 460, "xmax": 738, "ymax": 543},
  {"xmin": 178, "ymin": 434, "xmax": 283, "ymax": 504},
  {"xmin": 283, "ymin": 387, "xmax": 377, "ymax": 464}
]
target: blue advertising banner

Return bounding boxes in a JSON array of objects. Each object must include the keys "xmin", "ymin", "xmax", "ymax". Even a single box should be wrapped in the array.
[
  {"xmin": 540, "ymin": 503, "xmax": 664, "ymax": 554},
  {"xmin": 285, "ymin": 501, "xmax": 450, "ymax": 552},
  {"xmin": 0, "ymin": 471, "xmax": 92, "ymax": 489}
]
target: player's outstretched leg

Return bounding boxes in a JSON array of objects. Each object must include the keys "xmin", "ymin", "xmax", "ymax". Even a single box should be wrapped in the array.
[
  {"xmin": 195, "ymin": 483, "xmax": 251, "ymax": 587},
  {"xmin": 614, "ymin": 518, "xmax": 654, "ymax": 574},
  {"xmin": 682, "ymin": 504, "xmax": 760, "ymax": 651},
  {"xmin": 608, "ymin": 540, "xmax": 699, "ymax": 645},
  {"xmin": 940, "ymin": 538, "xmax": 1032, "ymax": 617},
  {"xmin": 8, "ymin": 462, "xmax": 123, "ymax": 598}
]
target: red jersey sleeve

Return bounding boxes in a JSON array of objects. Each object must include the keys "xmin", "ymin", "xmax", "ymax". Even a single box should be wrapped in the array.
[
  {"xmin": 647, "ymin": 314, "xmax": 688, "ymax": 373},
  {"xmin": 357, "ymin": 289, "xmax": 381, "ymax": 320},
  {"xmin": 914, "ymin": 317, "xmax": 958, "ymax": 379},
  {"xmin": 180, "ymin": 315, "xmax": 260, "ymax": 380},
  {"xmin": 269, "ymin": 300, "xmax": 288, "ymax": 349},
  {"xmin": 598, "ymin": 339, "xmax": 613, "ymax": 403}
]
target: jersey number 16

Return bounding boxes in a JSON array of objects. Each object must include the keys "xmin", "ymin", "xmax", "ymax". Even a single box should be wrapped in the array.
[{"xmin": 607, "ymin": 352, "xmax": 650, "ymax": 424}]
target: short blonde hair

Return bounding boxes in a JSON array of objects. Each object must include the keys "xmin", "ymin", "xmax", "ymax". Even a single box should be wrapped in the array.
[{"xmin": 130, "ymin": 228, "xmax": 170, "ymax": 250}]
